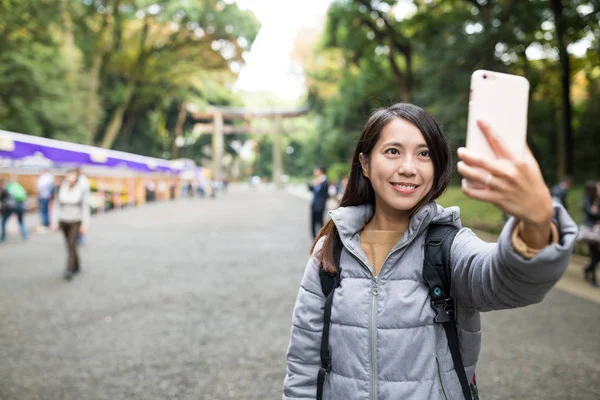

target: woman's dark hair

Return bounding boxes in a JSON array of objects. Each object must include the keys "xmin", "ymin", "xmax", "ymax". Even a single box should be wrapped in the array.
[
  {"xmin": 584, "ymin": 180, "xmax": 598, "ymax": 200},
  {"xmin": 311, "ymin": 103, "xmax": 453, "ymax": 273}
]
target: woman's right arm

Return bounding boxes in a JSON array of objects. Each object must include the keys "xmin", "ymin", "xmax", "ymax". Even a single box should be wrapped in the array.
[{"xmin": 282, "ymin": 251, "xmax": 325, "ymax": 400}]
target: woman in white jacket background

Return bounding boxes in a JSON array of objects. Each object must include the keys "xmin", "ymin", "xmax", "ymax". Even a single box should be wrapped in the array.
[{"xmin": 51, "ymin": 168, "xmax": 91, "ymax": 281}]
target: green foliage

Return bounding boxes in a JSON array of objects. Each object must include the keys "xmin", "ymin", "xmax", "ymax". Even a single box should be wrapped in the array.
[
  {"xmin": 0, "ymin": 0, "xmax": 260, "ymax": 159},
  {"xmin": 437, "ymin": 186, "xmax": 506, "ymax": 234},
  {"xmin": 0, "ymin": 0, "xmax": 88, "ymax": 141},
  {"xmin": 327, "ymin": 162, "xmax": 351, "ymax": 184},
  {"xmin": 302, "ymin": 0, "xmax": 600, "ymax": 185}
]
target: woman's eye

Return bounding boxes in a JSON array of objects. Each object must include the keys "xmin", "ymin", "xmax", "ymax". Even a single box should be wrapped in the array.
[
  {"xmin": 419, "ymin": 150, "xmax": 431, "ymax": 158},
  {"xmin": 385, "ymin": 148, "xmax": 399, "ymax": 155}
]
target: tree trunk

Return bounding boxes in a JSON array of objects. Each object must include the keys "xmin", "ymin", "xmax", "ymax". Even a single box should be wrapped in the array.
[
  {"xmin": 86, "ymin": 55, "xmax": 104, "ymax": 140},
  {"xmin": 120, "ymin": 113, "xmax": 136, "ymax": 148},
  {"xmin": 99, "ymin": 17, "xmax": 149, "ymax": 149},
  {"xmin": 86, "ymin": 0, "xmax": 122, "ymax": 140},
  {"xmin": 404, "ymin": 49, "xmax": 413, "ymax": 99},
  {"xmin": 171, "ymin": 102, "xmax": 187, "ymax": 159},
  {"xmin": 550, "ymin": 0, "xmax": 574, "ymax": 177},
  {"xmin": 61, "ymin": 0, "xmax": 76, "ymax": 88},
  {"xmin": 100, "ymin": 79, "xmax": 136, "ymax": 149},
  {"xmin": 388, "ymin": 52, "xmax": 409, "ymax": 102}
]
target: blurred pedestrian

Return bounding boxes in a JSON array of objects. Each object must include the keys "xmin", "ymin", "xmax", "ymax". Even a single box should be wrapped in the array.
[
  {"xmin": 145, "ymin": 180, "xmax": 156, "ymax": 202},
  {"xmin": 36, "ymin": 168, "xmax": 55, "ymax": 228},
  {"xmin": 51, "ymin": 168, "xmax": 91, "ymax": 281},
  {"xmin": 0, "ymin": 176, "xmax": 28, "ymax": 242},
  {"xmin": 308, "ymin": 166, "xmax": 329, "ymax": 238},
  {"xmin": 578, "ymin": 180, "xmax": 600, "ymax": 287},
  {"xmin": 551, "ymin": 175, "xmax": 573, "ymax": 211},
  {"xmin": 170, "ymin": 179, "xmax": 177, "ymax": 200}
]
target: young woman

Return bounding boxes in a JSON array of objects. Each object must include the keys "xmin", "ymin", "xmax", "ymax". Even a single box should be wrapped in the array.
[
  {"xmin": 580, "ymin": 180, "xmax": 600, "ymax": 287},
  {"xmin": 51, "ymin": 168, "xmax": 90, "ymax": 281},
  {"xmin": 282, "ymin": 103, "xmax": 576, "ymax": 399}
]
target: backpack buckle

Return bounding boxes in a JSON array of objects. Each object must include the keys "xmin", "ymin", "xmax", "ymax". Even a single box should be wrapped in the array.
[{"xmin": 432, "ymin": 298, "xmax": 454, "ymax": 323}]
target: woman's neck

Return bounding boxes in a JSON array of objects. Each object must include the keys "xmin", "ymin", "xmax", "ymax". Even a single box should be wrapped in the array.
[{"xmin": 364, "ymin": 201, "xmax": 410, "ymax": 232}]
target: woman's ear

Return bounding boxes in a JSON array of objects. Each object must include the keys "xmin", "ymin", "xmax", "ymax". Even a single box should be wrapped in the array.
[{"xmin": 359, "ymin": 153, "xmax": 369, "ymax": 178}]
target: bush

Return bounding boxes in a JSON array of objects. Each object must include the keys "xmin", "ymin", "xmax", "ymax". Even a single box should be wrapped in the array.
[{"xmin": 327, "ymin": 162, "xmax": 351, "ymax": 184}]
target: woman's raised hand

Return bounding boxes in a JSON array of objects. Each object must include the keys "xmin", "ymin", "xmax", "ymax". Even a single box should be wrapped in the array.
[{"xmin": 456, "ymin": 120, "xmax": 553, "ymax": 228}]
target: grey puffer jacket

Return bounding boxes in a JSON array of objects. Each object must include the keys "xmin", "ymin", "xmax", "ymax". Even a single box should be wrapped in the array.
[{"xmin": 283, "ymin": 201, "xmax": 577, "ymax": 400}]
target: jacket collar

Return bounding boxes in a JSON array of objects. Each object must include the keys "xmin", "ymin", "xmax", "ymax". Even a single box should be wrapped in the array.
[{"xmin": 329, "ymin": 201, "xmax": 461, "ymax": 246}]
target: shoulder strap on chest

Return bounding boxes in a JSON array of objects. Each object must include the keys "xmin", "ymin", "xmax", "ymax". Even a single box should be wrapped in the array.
[
  {"xmin": 317, "ymin": 234, "xmax": 343, "ymax": 400},
  {"xmin": 423, "ymin": 224, "xmax": 458, "ymax": 313},
  {"xmin": 423, "ymin": 224, "xmax": 473, "ymax": 400}
]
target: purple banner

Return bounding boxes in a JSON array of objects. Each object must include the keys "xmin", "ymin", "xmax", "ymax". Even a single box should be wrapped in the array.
[{"xmin": 0, "ymin": 135, "xmax": 180, "ymax": 174}]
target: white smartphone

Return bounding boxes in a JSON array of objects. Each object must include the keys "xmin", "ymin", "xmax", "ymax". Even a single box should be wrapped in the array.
[{"xmin": 466, "ymin": 70, "xmax": 530, "ymax": 160}]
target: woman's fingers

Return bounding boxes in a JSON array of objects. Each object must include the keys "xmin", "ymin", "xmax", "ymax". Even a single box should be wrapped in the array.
[
  {"xmin": 477, "ymin": 120, "xmax": 514, "ymax": 160},
  {"xmin": 457, "ymin": 161, "xmax": 505, "ymax": 191},
  {"xmin": 461, "ymin": 179, "xmax": 499, "ymax": 204},
  {"xmin": 457, "ymin": 147, "xmax": 517, "ymax": 183}
]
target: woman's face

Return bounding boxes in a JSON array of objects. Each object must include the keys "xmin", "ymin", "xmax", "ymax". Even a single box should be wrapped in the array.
[
  {"xmin": 66, "ymin": 172, "xmax": 78, "ymax": 185},
  {"xmin": 361, "ymin": 118, "xmax": 434, "ymax": 214}
]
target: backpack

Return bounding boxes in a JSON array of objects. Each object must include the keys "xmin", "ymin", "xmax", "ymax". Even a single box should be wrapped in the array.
[
  {"xmin": 317, "ymin": 224, "xmax": 479, "ymax": 400},
  {"xmin": 6, "ymin": 182, "xmax": 27, "ymax": 202}
]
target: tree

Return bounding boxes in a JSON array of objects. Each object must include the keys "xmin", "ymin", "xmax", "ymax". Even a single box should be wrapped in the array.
[
  {"xmin": 96, "ymin": 0, "xmax": 260, "ymax": 149},
  {"xmin": 0, "ymin": 0, "xmax": 88, "ymax": 142}
]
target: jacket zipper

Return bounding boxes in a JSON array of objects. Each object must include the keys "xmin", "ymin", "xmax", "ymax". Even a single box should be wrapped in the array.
[
  {"xmin": 370, "ymin": 276, "xmax": 379, "ymax": 400},
  {"xmin": 335, "ymin": 244, "xmax": 379, "ymax": 399},
  {"xmin": 336, "ymin": 212, "xmax": 431, "ymax": 400},
  {"xmin": 436, "ymin": 357, "xmax": 449, "ymax": 400}
]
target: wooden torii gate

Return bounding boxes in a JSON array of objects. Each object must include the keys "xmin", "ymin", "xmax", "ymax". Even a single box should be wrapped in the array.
[{"xmin": 187, "ymin": 105, "xmax": 309, "ymax": 188}]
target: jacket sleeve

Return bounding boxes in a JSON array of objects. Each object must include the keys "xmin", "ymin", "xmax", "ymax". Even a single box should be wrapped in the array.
[
  {"xmin": 81, "ymin": 188, "xmax": 91, "ymax": 229},
  {"xmin": 282, "ymin": 243, "xmax": 326, "ymax": 400},
  {"xmin": 51, "ymin": 186, "xmax": 61, "ymax": 227},
  {"xmin": 450, "ymin": 204, "xmax": 577, "ymax": 312}
]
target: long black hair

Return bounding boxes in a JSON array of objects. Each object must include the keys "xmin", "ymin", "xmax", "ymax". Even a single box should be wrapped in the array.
[{"xmin": 312, "ymin": 103, "xmax": 453, "ymax": 272}]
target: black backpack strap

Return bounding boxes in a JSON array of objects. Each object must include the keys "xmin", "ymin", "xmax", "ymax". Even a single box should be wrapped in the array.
[
  {"xmin": 423, "ymin": 224, "xmax": 472, "ymax": 400},
  {"xmin": 316, "ymin": 235, "xmax": 343, "ymax": 400}
]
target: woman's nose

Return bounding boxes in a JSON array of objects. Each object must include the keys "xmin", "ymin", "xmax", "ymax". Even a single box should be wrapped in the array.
[{"xmin": 398, "ymin": 157, "xmax": 417, "ymax": 176}]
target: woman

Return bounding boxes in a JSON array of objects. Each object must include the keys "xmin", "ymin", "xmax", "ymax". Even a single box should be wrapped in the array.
[
  {"xmin": 282, "ymin": 104, "xmax": 576, "ymax": 399},
  {"xmin": 51, "ymin": 168, "xmax": 90, "ymax": 281},
  {"xmin": 580, "ymin": 180, "xmax": 600, "ymax": 286}
]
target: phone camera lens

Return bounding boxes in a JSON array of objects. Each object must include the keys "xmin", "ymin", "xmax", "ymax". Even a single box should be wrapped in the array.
[{"xmin": 483, "ymin": 74, "xmax": 487, "ymax": 79}]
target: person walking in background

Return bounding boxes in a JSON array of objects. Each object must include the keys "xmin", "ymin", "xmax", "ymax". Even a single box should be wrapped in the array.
[
  {"xmin": 308, "ymin": 166, "xmax": 329, "ymax": 238},
  {"xmin": 36, "ymin": 168, "xmax": 55, "ymax": 229},
  {"xmin": 51, "ymin": 168, "xmax": 91, "ymax": 281},
  {"xmin": 578, "ymin": 180, "xmax": 600, "ymax": 287},
  {"xmin": 0, "ymin": 176, "xmax": 28, "ymax": 243},
  {"xmin": 551, "ymin": 175, "xmax": 573, "ymax": 211}
]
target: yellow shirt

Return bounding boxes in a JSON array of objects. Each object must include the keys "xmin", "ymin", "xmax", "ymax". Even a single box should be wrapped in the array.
[{"xmin": 360, "ymin": 230, "xmax": 405, "ymax": 276}]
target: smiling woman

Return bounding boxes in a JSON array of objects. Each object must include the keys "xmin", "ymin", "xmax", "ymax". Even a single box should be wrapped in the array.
[
  {"xmin": 282, "ymin": 103, "xmax": 577, "ymax": 400},
  {"xmin": 359, "ymin": 117, "xmax": 436, "ymax": 229}
]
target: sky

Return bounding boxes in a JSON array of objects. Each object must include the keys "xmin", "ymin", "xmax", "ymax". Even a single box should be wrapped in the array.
[{"xmin": 234, "ymin": 0, "xmax": 333, "ymax": 101}]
